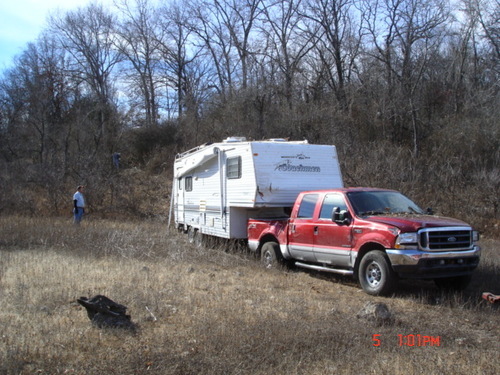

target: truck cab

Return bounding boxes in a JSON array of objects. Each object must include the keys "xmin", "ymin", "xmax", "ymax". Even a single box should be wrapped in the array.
[{"xmin": 249, "ymin": 188, "xmax": 481, "ymax": 295}]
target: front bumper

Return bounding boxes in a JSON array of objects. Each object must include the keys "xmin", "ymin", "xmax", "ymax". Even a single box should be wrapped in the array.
[{"xmin": 386, "ymin": 245, "xmax": 481, "ymax": 278}]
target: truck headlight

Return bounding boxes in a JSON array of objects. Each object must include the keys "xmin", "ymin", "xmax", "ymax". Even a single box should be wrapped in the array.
[
  {"xmin": 395, "ymin": 232, "xmax": 418, "ymax": 249},
  {"xmin": 472, "ymin": 231, "xmax": 480, "ymax": 242}
]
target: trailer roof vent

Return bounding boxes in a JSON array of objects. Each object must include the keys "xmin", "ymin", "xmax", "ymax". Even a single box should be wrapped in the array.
[{"xmin": 223, "ymin": 137, "xmax": 247, "ymax": 143}]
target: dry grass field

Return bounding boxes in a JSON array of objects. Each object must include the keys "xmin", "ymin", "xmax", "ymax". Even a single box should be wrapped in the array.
[{"xmin": 0, "ymin": 216, "xmax": 498, "ymax": 375}]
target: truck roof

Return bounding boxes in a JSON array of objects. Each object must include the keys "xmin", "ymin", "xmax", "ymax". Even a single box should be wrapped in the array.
[{"xmin": 299, "ymin": 187, "xmax": 397, "ymax": 194}]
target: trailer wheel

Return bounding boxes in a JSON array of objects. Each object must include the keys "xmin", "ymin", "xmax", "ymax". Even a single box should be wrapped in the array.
[
  {"xmin": 193, "ymin": 230, "xmax": 205, "ymax": 248},
  {"xmin": 261, "ymin": 242, "xmax": 284, "ymax": 269},
  {"xmin": 187, "ymin": 226, "xmax": 196, "ymax": 244},
  {"xmin": 359, "ymin": 250, "xmax": 396, "ymax": 296},
  {"xmin": 434, "ymin": 275, "xmax": 471, "ymax": 291}
]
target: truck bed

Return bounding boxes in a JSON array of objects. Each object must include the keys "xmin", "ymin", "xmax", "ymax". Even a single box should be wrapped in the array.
[{"xmin": 247, "ymin": 217, "xmax": 289, "ymax": 249}]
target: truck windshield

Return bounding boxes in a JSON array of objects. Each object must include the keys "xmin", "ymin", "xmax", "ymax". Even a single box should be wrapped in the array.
[{"xmin": 347, "ymin": 191, "xmax": 424, "ymax": 216}]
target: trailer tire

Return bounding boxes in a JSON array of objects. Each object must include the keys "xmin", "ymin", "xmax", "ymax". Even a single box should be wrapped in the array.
[
  {"xmin": 359, "ymin": 250, "xmax": 396, "ymax": 296},
  {"xmin": 187, "ymin": 227, "xmax": 196, "ymax": 244},
  {"xmin": 261, "ymin": 241, "xmax": 284, "ymax": 269},
  {"xmin": 194, "ymin": 230, "xmax": 205, "ymax": 248}
]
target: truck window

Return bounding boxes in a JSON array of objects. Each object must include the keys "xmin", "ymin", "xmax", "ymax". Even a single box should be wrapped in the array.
[
  {"xmin": 347, "ymin": 191, "xmax": 424, "ymax": 215},
  {"xmin": 319, "ymin": 194, "xmax": 348, "ymax": 219},
  {"xmin": 297, "ymin": 194, "xmax": 319, "ymax": 218},
  {"xmin": 227, "ymin": 156, "xmax": 242, "ymax": 179}
]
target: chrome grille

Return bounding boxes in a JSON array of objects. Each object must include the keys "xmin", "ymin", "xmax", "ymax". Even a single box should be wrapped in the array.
[{"xmin": 419, "ymin": 227, "xmax": 473, "ymax": 251}]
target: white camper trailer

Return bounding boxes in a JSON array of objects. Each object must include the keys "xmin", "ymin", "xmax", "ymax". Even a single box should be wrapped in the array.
[{"xmin": 171, "ymin": 137, "xmax": 343, "ymax": 242}]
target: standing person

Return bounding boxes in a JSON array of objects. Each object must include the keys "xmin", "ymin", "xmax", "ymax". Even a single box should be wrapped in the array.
[
  {"xmin": 73, "ymin": 185, "xmax": 85, "ymax": 224},
  {"xmin": 112, "ymin": 152, "xmax": 121, "ymax": 169}
]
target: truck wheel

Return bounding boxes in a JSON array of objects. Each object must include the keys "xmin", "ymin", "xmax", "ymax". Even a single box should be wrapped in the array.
[
  {"xmin": 261, "ymin": 242, "xmax": 284, "ymax": 269},
  {"xmin": 434, "ymin": 275, "xmax": 472, "ymax": 291},
  {"xmin": 359, "ymin": 250, "xmax": 396, "ymax": 296}
]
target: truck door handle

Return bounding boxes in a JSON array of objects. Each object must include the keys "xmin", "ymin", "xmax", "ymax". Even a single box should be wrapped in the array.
[{"xmin": 314, "ymin": 226, "xmax": 319, "ymax": 235}]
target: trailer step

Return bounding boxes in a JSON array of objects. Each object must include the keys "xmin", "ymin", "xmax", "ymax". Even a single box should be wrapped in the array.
[{"xmin": 294, "ymin": 262, "xmax": 354, "ymax": 276}]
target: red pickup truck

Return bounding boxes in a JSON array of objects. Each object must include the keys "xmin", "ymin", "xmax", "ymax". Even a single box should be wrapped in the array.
[{"xmin": 247, "ymin": 188, "xmax": 481, "ymax": 295}]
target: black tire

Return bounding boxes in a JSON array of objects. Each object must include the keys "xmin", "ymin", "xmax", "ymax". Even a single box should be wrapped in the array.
[
  {"xmin": 434, "ymin": 275, "xmax": 472, "ymax": 291},
  {"xmin": 260, "ymin": 241, "xmax": 284, "ymax": 269},
  {"xmin": 359, "ymin": 250, "xmax": 397, "ymax": 296}
]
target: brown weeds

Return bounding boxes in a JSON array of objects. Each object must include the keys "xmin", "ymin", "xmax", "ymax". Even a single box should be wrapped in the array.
[{"xmin": 0, "ymin": 217, "xmax": 498, "ymax": 374}]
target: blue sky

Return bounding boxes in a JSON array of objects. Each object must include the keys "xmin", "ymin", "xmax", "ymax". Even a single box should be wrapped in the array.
[{"xmin": 0, "ymin": 1, "xmax": 113, "ymax": 70}]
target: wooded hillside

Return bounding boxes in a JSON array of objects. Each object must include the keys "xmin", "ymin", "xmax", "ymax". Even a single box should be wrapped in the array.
[{"xmin": 0, "ymin": 0, "xmax": 498, "ymax": 235}]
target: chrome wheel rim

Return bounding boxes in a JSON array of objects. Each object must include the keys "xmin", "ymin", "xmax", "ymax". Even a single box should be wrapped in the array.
[
  {"xmin": 366, "ymin": 262, "xmax": 382, "ymax": 287},
  {"xmin": 262, "ymin": 250, "xmax": 273, "ymax": 268}
]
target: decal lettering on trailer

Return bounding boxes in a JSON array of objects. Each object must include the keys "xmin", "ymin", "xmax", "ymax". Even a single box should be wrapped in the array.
[{"xmin": 274, "ymin": 160, "xmax": 321, "ymax": 173}]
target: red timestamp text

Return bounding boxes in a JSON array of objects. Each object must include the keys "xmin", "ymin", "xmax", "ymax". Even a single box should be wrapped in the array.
[{"xmin": 372, "ymin": 334, "xmax": 441, "ymax": 347}]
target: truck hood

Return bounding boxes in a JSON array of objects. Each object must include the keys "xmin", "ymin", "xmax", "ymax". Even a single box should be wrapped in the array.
[{"xmin": 365, "ymin": 215, "xmax": 470, "ymax": 232}]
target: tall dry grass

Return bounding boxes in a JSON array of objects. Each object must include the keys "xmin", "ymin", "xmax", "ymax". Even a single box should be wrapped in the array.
[{"xmin": 0, "ymin": 216, "xmax": 498, "ymax": 375}]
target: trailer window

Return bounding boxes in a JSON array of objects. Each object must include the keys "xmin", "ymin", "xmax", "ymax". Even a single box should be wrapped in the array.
[
  {"xmin": 227, "ymin": 157, "xmax": 242, "ymax": 179},
  {"xmin": 297, "ymin": 194, "xmax": 318, "ymax": 218},
  {"xmin": 185, "ymin": 176, "xmax": 193, "ymax": 191}
]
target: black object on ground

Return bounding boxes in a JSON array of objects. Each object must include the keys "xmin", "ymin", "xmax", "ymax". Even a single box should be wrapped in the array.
[{"xmin": 77, "ymin": 295, "xmax": 136, "ymax": 330}]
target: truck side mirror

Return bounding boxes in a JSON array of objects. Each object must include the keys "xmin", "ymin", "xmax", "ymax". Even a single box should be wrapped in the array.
[
  {"xmin": 427, "ymin": 207, "xmax": 434, "ymax": 215},
  {"xmin": 333, "ymin": 207, "xmax": 351, "ymax": 225},
  {"xmin": 332, "ymin": 207, "xmax": 341, "ymax": 221}
]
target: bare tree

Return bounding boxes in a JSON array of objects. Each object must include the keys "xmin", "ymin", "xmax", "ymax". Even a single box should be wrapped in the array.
[
  {"xmin": 212, "ymin": 0, "xmax": 263, "ymax": 90},
  {"xmin": 187, "ymin": 0, "xmax": 247, "ymax": 100},
  {"xmin": 49, "ymin": 3, "xmax": 122, "ymax": 154},
  {"xmin": 472, "ymin": 0, "xmax": 500, "ymax": 60},
  {"xmin": 303, "ymin": 0, "xmax": 362, "ymax": 109},
  {"xmin": 260, "ymin": 0, "xmax": 317, "ymax": 109},
  {"xmin": 157, "ymin": 1, "xmax": 201, "ymax": 119},
  {"xmin": 114, "ymin": 0, "xmax": 164, "ymax": 127},
  {"xmin": 0, "ymin": 37, "xmax": 72, "ymax": 167},
  {"xmin": 361, "ymin": 0, "xmax": 450, "ymax": 156}
]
